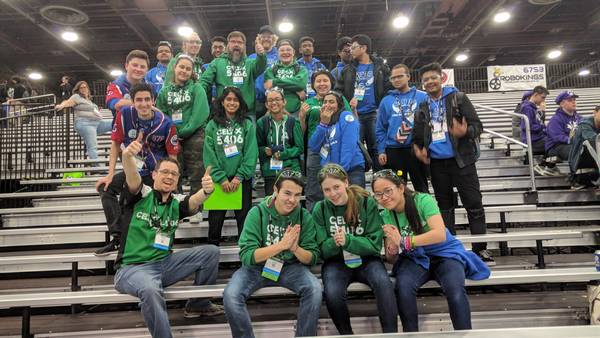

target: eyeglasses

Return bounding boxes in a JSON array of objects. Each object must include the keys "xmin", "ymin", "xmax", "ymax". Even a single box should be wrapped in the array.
[
  {"xmin": 157, "ymin": 169, "xmax": 180, "ymax": 177},
  {"xmin": 373, "ymin": 187, "xmax": 396, "ymax": 200},
  {"xmin": 266, "ymin": 98, "xmax": 283, "ymax": 103},
  {"xmin": 350, "ymin": 44, "xmax": 363, "ymax": 50},
  {"xmin": 421, "ymin": 74, "xmax": 440, "ymax": 82},
  {"xmin": 185, "ymin": 40, "xmax": 202, "ymax": 45}
]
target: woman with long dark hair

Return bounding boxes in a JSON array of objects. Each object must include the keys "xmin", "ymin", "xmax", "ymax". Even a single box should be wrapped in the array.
[
  {"xmin": 372, "ymin": 169, "xmax": 490, "ymax": 332},
  {"xmin": 203, "ymin": 86, "xmax": 258, "ymax": 245}
]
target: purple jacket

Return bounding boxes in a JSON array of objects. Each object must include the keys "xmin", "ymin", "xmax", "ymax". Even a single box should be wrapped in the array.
[
  {"xmin": 545, "ymin": 108, "xmax": 582, "ymax": 151},
  {"xmin": 520, "ymin": 100, "xmax": 546, "ymax": 143}
]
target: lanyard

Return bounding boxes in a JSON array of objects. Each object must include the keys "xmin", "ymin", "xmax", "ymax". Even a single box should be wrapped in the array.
[{"xmin": 150, "ymin": 195, "xmax": 175, "ymax": 233}]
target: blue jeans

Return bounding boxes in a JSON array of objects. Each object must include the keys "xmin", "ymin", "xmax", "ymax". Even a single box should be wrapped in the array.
[
  {"xmin": 358, "ymin": 111, "xmax": 381, "ymax": 172},
  {"xmin": 347, "ymin": 166, "xmax": 366, "ymax": 188},
  {"xmin": 305, "ymin": 150, "xmax": 324, "ymax": 211},
  {"xmin": 74, "ymin": 118, "xmax": 112, "ymax": 163},
  {"xmin": 393, "ymin": 256, "xmax": 471, "ymax": 332},
  {"xmin": 114, "ymin": 245, "xmax": 220, "ymax": 338},
  {"xmin": 223, "ymin": 263, "xmax": 322, "ymax": 338},
  {"xmin": 322, "ymin": 257, "xmax": 398, "ymax": 334}
]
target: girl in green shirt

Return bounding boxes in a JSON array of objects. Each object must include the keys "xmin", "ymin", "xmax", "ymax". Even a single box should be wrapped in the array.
[{"xmin": 313, "ymin": 163, "xmax": 397, "ymax": 334}]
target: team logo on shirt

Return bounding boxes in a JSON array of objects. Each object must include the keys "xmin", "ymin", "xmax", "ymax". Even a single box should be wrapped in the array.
[
  {"xmin": 128, "ymin": 129, "xmax": 137, "ymax": 139},
  {"xmin": 170, "ymin": 135, "xmax": 178, "ymax": 145},
  {"xmin": 345, "ymin": 114, "xmax": 355, "ymax": 122},
  {"xmin": 328, "ymin": 215, "xmax": 364, "ymax": 235},
  {"xmin": 276, "ymin": 67, "xmax": 296, "ymax": 79}
]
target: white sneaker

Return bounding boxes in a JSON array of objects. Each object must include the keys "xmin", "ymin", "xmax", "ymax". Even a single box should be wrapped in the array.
[
  {"xmin": 189, "ymin": 212, "xmax": 203, "ymax": 224},
  {"xmin": 533, "ymin": 164, "xmax": 545, "ymax": 176},
  {"xmin": 542, "ymin": 166, "xmax": 562, "ymax": 176}
]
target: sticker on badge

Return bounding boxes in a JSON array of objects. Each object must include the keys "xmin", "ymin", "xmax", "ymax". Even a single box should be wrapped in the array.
[
  {"xmin": 345, "ymin": 114, "xmax": 355, "ymax": 122},
  {"xmin": 224, "ymin": 144, "xmax": 239, "ymax": 158},
  {"xmin": 153, "ymin": 232, "xmax": 171, "ymax": 251},
  {"xmin": 343, "ymin": 250, "xmax": 362, "ymax": 268},
  {"xmin": 270, "ymin": 158, "xmax": 283, "ymax": 170},
  {"xmin": 128, "ymin": 129, "xmax": 137, "ymax": 139},
  {"xmin": 262, "ymin": 257, "xmax": 284, "ymax": 281}
]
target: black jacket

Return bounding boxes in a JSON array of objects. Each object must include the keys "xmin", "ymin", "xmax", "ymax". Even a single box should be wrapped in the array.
[
  {"xmin": 412, "ymin": 91, "xmax": 483, "ymax": 168},
  {"xmin": 335, "ymin": 55, "xmax": 391, "ymax": 108}
]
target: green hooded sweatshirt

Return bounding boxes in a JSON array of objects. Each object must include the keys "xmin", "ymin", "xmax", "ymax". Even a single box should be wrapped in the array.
[
  {"xmin": 155, "ymin": 79, "xmax": 209, "ymax": 139},
  {"xmin": 163, "ymin": 52, "xmax": 204, "ymax": 87},
  {"xmin": 200, "ymin": 53, "xmax": 267, "ymax": 114},
  {"xmin": 238, "ymin": 196, "xmax": 319, "ymax": 266},
  {"xmin": 303, "ymin": 96, "xmax": 352, "ymax": 141},
  {"xmin": 203, "ymin": 117, "xmax": 258, "ymax": 184},
  {"xmin": 264, "ymin": 61, "xmax": 308, "ymax": 114},
  {"xmin": 313, "ymin": 195, "xmax": 384, "ymax": 260},
  {"xmin": 256, "ymin": 113, "xmax": 304, "ymax": 177}
]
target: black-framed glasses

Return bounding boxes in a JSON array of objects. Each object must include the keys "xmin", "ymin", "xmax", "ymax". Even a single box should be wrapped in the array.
[
  {"xmin": 373, "ymin": 186, "xmax": 396, "ymax": 200},
  {"xmin": 157, "ymin": 169, "xmax": 180, "ymax": 177}
]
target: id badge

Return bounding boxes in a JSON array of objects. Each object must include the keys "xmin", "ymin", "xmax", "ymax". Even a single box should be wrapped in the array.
[
  {"xmin": 354, "ymin": 87, "xmax": 365, "ymax": 101},
  {"xmin": 233, "ymin": 76, "xmax": 244, "ymax": 86},
  {"xmin": 319, "ymin": 145, "xmax": 329, "ymax": 159},
  {"xmin": 262, "ymin": 257, "xmax": 284, "ymax": 281},
  {"xmin": 306, "ymin": 83, "xmax": 315, "ymax": 96},
  {"xmin": 343, "ymin": 250, "xmax": 362, "ymax": 268},
  {"xmin": 224, "ymin": 144, "xmax": 240, "ymax": 158},
  {"xmin": 270, "ymin": 158, "xmax": 283, "ymax": 170},
  {"xmin": 431, "ymin": 122, "xmax": 447, "ymax": 143},
  {"xmin": 134, "ymin": 156, "xmax": 145, "ymax": 170},
  {"xmin": 153, "ymin": 232, "xmax": 171, "ymax": 251},
  {"xmin": 172, "ymin": 112, "xmax": 183, "ymax": 124}
]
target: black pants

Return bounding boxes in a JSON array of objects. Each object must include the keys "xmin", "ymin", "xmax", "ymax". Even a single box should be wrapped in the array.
[
  {"xmin": 207, "ymin": 179, "xmax": 253, "ymax": 246},
  {"xmin": 99, "ymin": 171, "xmax": 154, "ymax": 241},
  {"xmin": 429, "ymin": 159, "xmax": 487, "ymax": 252},
  {"xmin": 547, "ymin": 143, "xmax": 571, "ymax": 161},
  {"xmin": 264, "ymin": 176, "xmax": 276, "ymax": 197},
  {"xmin": 385, "ymin": 147, "xmax": 429, "ymax": 193}
]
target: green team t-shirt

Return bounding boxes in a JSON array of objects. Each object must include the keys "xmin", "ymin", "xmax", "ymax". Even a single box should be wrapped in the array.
[
  {"xmin": 380, "ymin": 193, "xmax": 439, "ymax": 236},
  {"xmin": 116, "ymin": 184, "xmax": 191, "ymax": 268}
]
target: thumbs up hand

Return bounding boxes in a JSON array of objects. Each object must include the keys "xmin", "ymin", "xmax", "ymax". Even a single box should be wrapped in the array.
[
  {"xmin": 201, "ymin": 166, "xmax": 214, "ymax": 195},
  {"xmin": 123, "ymin": 131, "xmax": 143, "ymax": 158}
]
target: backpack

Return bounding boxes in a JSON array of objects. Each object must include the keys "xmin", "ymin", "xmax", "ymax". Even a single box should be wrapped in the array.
[{"xmin": 261, "ymin": 115, "xmax": 297, "ymax": 148}]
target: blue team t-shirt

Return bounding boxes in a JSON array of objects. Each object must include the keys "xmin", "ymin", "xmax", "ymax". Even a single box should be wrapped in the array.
[
  {"xmin": 355, "ymin": 63, "xmax": 377, "ymax": 114},
  {"xmin": 428, "ymin": 97, "xmax": 454, "ymax": 159}
]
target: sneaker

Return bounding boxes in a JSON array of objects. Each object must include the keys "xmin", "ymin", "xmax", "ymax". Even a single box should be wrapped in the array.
[
  {"xmin": 542, "ymin": 166, "xmax": 562, "ymax": 176},
  {"xmin": 533, "ymin": 164, "xmax": 545, "ymax": 176},
  {"xmin": 94, "ymin": 239, "xmax": 119, "ymax": 257},
  {"xmin": 184, "ymin": 302, "xmax": 225, "ymax": 318},
  {"xmin": 189, "ymin": 211, "xmax": 203, "ymax": 224},
  {"xmin": 571, "ymin": 181, "xmax": 586, "ymax": 190},
  {"xmin": 477, "ymin": 249, "xmax": 496, "ymax": 266}
]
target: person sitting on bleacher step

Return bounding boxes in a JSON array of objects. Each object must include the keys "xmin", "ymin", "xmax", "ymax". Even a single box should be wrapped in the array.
[
  {"xmin": 372, "ymin": 169, "xmax": 490, "ymax": 332},
  {"xmin": 412, "ymin": 62, "xmax": 494, "ymax": 265},
  {"xmin": 546, "ymin": 91, "xmax": 582, "ymax": 163},
  {"xmin": 114, "ymin": 135, "xmax": 223, "ymax": 338},
  {"xmin": 518, "ymin": 86, "xmax": 561, "ymax": 176},
  {"xmin": 95, "ymin": 83, "xmax": 180, "ymax": 256},
  {"xmin": 568, "ymin": 105, "xmax": 600, "ymax": 190},
  {"xmin": 223, "ymin": 169, "xmax": 322, "ymax": 338}
]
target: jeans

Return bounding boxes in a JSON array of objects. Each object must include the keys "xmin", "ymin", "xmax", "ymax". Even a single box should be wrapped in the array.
[
  {"xmin": 429, "ymin": 159, "xmax": 487, "ymax": 253},
  {"xmin": 180, "ymin": 128, "xmax": 205, "ymax": 195},
  {"xmin": 305, "ymin": 151, "xmax": 324, "ymax": 211},
  {"xmin": 393, "ymin": 256, "xmax": 471, "ymax": 332},
  {"xmin": 207, "ymin": 179, "xmax": 252, "ymax": 246},
  {"xmin": 322, "ymin": 257, "xmax": 398, "ymax": 334},
  {"xmin": 548, "ymin": 143, "xmax": 571, "ymax": 161},
  {"xmin": 74, "ymin": 118, "xmax": 112, "ymax": 163},
  {"xmin": 98, "ymin": 172, "xmax": 154, "ymax": 241},
  {"xmin": 358, "ymin": 111, "xmax": 382, "ymax": 172},
  {"xmin": 223, "ymin": 263, "xmax": 322, "ymax": 338},
  {"xmin": 347, "ymin": 166, "xmax": 366, "ymax": 188},
  {"xmin": 114, "ymin": 245, "xmax": 220, "ymax": 338},
  {"xmin": 385, "ymin": 147, "xmax": 429, "ymax": 193}
]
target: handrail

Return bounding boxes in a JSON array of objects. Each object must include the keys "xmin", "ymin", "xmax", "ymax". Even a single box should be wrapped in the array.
[{"xmin": 474, "ymin": 103, "xmax": 536, "ymax": 192}]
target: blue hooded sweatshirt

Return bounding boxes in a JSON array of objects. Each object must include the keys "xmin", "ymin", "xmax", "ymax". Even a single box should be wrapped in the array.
[
  {"xmin": 519, "ymin": 100, "xmax": 546, "ymax": 144},
  {"xmin": 545, "ymin": 108, "xmax": 582, "ymax": 152},
  {"xmin": 427, "ymin": 86, "xmax": 458, "ymax": 159},
  {"xmin": 145, "ymin": 63, "xmax": 168, "ymax": 94},
  {"xmin": 248, "ymin": 47, "xmax": 279, "ymax": 103},
  {"xmin": 376, "ymin": 87, "xmax": 428, "ymax": 154},
  {"xmin": 297, "ymin": 56, "xmax": 326, "ymax": 98},
  {"xmin": 308, "ymin": 110, "xmax": 365, "ymax": 171}
]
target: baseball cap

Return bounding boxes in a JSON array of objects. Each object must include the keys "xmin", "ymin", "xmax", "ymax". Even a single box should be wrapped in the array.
[
  {"xmin": 555, "ymin": 90, "xmax": 579, "ymax": 104},
  {"xmin": 259, "ymin": 25, "xmax": 275, "ymax": 34}
]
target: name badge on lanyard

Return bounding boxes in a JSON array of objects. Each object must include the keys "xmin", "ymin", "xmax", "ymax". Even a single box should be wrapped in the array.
[
  {"xmin": 354, "ymin": 85, "xmax": 366, "ymax": 101},
  {"xmin": 320, "ymin": 145, "xmax": 329, "ymax": 159},
  {"xmin": 224, "ymin": 144, "xmax": 239, "ymax": 158},
  {"xmin": 262, "ymin": 257, "xmax": 284, "ymax": 281},
  {"xmin": 270, "ymin": 158, "xmax": 283, "ymax": 170},
  {"xmin": 431, "ymin": 99, "xmax": 447, "ymax": 143},
  {"xmin": 306, "ymin": 83, "xmax": 315, "ymax": 96},
  {"xmin": 343, "ymin": 250, "xmax": 362, "ymax": 268},
  {"xmin": 172, "ymin": 110, "xmax": 183, "ymax": 124},
  {"xmin": 233, "ymin": 76, "xmax": 244, "ymax": 86},
  {"xmin": 153, "ymin": 231, "xmax": 171, "ymax": 251}
]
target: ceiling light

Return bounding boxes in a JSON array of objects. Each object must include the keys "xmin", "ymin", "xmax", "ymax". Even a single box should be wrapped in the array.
[
  {"xmin": 455, "ymin": 53, "xmax": 469, "ymax": 62},
  {"xmin": 61, "ymin": 31, "xmax": 78, "ymax": 42},
  {"xmin": 547, "ymin": 49, "xmax": 562, "ymax": 59},
  {"xmin": 493, "ymin": 11, "xmax": 511, "ymax": 23},
  {"xmin": 177, "ymin": 25, "xmax": 193, "ymax": 37},
  {"xmin": 392, "ymin": 15, "xmax": 410, "ymax": 29},
  {"xmin": 28, "ymin": 72, "xmax": 43, "ymax": 80},
  {"xmin": 578, "ymin": 69, "xmax": 590, "ymax": 76},
  {"xmin": 110, "ymin": 69, "xmax": 123, "ymax": 77},
  {"xmin": 278, "ymin": 20, "xmax": 294, "ymax": 33}
]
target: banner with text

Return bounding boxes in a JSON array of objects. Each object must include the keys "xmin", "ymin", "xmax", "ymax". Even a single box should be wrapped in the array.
[
  {"xmin": 442, "ymin": 68, "xmax": 455, "ymax": 87},
  {"xmin": 487, "ymin": 64, "xmax": 546, "ymax": 91}
]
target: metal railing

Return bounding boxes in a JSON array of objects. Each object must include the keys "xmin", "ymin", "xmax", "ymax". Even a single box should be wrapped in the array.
[
  {"xmin": 474, "ymin": 103, "xmax": 536, "ymax": 192},
  {"xmin": 0, "ymin": 95, "xmax": 85, "ymax": 184}
]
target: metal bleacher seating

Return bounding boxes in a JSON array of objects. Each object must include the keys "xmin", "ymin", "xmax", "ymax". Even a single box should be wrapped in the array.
[{"xmin": 0, "ymin": 89, "xmax": 599, "ymax": 337}]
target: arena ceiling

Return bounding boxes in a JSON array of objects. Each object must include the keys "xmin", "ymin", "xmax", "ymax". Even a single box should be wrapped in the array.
[{"xmin": 1, "ymin": 0, "xmax": 599, "ymax": 85}]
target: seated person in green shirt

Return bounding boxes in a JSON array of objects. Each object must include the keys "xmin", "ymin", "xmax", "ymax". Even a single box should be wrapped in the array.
[
  {"xmin": 257, "ymin": 87, "xmax": 304, "ymax": 196},
  {"xmin": 114, "ymin": 134, "xmax": 223, "ymax": 338},
  {"xmin": 223, "ymin": 170, "xmax": 322, "ymax": 338},
  {"xmin": 313, "ymin": 163, "xmax": 397, "ymax": 334},
  {"xmin": 372, "ymin": 169, "xmax": 490, "ymax": 332}
]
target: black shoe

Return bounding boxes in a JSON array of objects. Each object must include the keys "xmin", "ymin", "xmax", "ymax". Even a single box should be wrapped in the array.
[
  {"xmin": 478, "ymin": 249, "xmax": 496, "ymax": 266},
  {"xmin": 94, "ymin": 239, "xmax": 119, "ymax": 257}
]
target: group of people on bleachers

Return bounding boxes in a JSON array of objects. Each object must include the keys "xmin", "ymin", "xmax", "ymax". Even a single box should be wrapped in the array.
[
  {"xmin": 516, "ymin": 86, "xmax": 600, "ymax": 190},
  {"xmin": 56, "ymin": 24, "xmax": 600, "ymax": 337}
]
